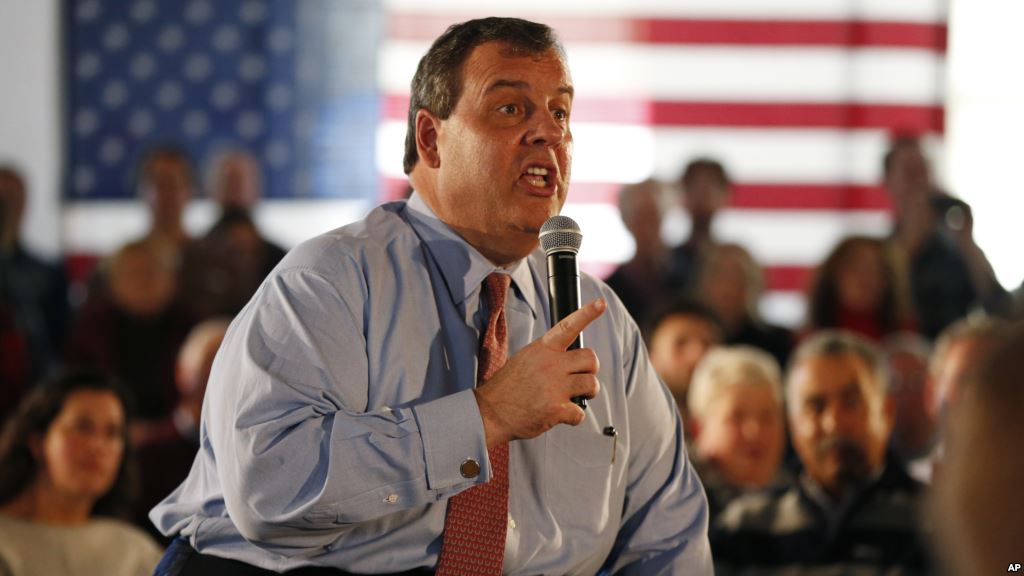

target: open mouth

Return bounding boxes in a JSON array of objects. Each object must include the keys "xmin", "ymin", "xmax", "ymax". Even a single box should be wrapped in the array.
[
  {"xmin": 523, "ymin": 166, "xmax": 550, "ymax": 188},
  {"xmin": 520, "ymin": 164, "xmax": 558, "ymax": 195}
]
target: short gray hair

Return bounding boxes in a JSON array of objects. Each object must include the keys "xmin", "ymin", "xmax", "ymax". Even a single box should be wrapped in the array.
[{"xmin": 688, "ymin": 345, "xmax": 783, "ymax": 421}]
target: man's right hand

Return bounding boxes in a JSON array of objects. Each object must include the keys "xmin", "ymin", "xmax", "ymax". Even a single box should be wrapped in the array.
[{"xmin": 474, "ymin": 298, "xmax": 606, "ymax": 448}]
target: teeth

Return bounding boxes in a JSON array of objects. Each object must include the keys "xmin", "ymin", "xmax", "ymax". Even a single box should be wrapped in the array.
[
  {"xmin": 526, "ymin": 166, "xmax": 549, "ymax": 176},
  {"xmin": 526, "ymin": 177, "xmax": 546, "ymax": 188}
]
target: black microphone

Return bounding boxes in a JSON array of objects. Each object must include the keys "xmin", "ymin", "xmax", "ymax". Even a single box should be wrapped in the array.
[{"xmin": 539, "ymin": 215, "xmax": 588, "ymax": 410}]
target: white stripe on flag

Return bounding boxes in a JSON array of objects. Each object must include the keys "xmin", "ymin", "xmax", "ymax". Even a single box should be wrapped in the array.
[
  {"xmin": 375, "ymin": 120, "xmax": 946, "ymax": 185},
  {"xmin": 381, "ymin": 43, "xmax": 945, "ymax": 104}
]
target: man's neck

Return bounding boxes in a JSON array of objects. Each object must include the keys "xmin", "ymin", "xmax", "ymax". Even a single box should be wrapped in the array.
[
  {"xmin": 411, "ymin": 186, "xmax": 535, "ymax": 267},
  {"xmin": 802, "ymin": 466, "xmax": 883, "ymax": 510}
]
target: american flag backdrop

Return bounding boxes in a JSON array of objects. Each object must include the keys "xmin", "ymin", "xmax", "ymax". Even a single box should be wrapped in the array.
[
  {"xmin": 62, "ymin": 0, "xmax": 948, "ymax": 326},
  {"xmin": 64, "ymin": 0, "xmax": 381, "ymax": 202},
  {"xmin": 377, "ymin": 0, "xmax": 948, "ymax": 325}
]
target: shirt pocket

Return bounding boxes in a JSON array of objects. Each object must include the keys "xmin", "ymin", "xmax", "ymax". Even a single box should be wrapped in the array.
[
  {"xmin": 546, "ymin": 417, "xmax": 620, "ymax": 468},
  {"xmin": 542, "ymin": 419, "xmax": 624, "ymax": 554}
]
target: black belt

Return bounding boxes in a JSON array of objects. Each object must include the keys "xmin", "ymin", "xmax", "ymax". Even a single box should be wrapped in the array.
[{"xmin": 155, "ymin": 536, "xmax": 435, "ymax": 576}]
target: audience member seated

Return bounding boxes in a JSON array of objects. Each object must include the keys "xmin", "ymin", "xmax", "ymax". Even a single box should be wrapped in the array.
[
  {"xmin": 806, "ymin": 235, "xmax": 915, "ymax": 342},
  {"xmin": 0, "ymin": 166, "xmax": 69, "ymax": 421},
  {"xmin": 645, "ymin": 299, "xmax": 724, "ymax": 438},
  {"xmin": 133, "ymin": 318, "xmax": 229, "ymax": 539},
  {"xmin": 133, "ymin": 144, "xmax": 198, "ymax": 260},
  {"xmin": 881, "ymin": 332, "xmax": 935, "ymax": 469},
  {"xmin": 931, "ymin": 321, "xmax": 1024, "ymax": 574},
  {"xmin": 0, "ymin": 371, "xmax": 162, "ymax": 575},
  {"xmin": 883, "ymin": 136, "xmax": 1008, "ymax": 338},
  {"xmin": 666, "ymin": 157, "xmax": 731, "ymax": 293},
  {"xmin": 697, "ymin": 243, "xmax": 793, "ymax": 367},
  {"xmin": 65, "ymin": 240, "xmax": 190, "ymax": 440},
  {"xmin": 711, "ymin": 331, "xmax": 929, "ymax": 574},
  {"xmin": 604, "ymin": 179, "xmax": 673, "ymax": 334},
  {"xmin": 687, "ymin": 346, "xmax": 788, "ymax": 520},
  {"xmin": 177, "ymin": 150, "xmax": 286, "ymax": 322},
  {"xmin": 913, "ymin": 315, "xmax": 1010, "ymax": 483}
]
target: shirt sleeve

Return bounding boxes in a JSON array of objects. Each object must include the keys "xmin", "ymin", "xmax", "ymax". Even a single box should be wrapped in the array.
[
  {"xmin": 600, "ymin": 311, "xmax": 713, "ymax": 575},
  {"xmin": 207, "ymin": 264, "xmax": 489, "ymax": 552}
]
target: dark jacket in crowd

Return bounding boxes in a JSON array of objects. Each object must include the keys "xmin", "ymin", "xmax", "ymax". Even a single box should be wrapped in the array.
[{"xmin": 710, "ymin": 456, "xmax": 930, "ymax": 575}]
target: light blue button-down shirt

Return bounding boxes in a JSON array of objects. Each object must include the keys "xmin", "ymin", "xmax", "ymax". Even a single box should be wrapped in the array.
[{"xmin": 151, "ymin": 193, "xmax": 711, "ymax": 574}]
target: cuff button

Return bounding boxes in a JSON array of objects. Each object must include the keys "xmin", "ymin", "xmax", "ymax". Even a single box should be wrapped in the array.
[{"xmin": 460, "ymin": 458, "xmax": 481, "ymax": 479}]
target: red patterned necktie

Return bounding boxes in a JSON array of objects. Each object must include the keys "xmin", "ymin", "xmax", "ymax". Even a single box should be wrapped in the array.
[{"xmin": 436, "ymin": 272, "xmax": 511, "ymax": 575}]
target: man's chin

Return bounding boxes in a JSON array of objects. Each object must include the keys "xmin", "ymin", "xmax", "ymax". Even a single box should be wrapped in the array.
[{"xmin": 819, "ymin": 462, "xmax": 873, "ymax": 492}]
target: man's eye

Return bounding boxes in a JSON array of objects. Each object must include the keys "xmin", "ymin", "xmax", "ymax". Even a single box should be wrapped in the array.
[
  {"xmin": 553, "ymin": 109, "xmax": 569, "ymax": 121},
  {"xmin": 499, "ymin": 104, "xmax": 518, "ymax": 115}
]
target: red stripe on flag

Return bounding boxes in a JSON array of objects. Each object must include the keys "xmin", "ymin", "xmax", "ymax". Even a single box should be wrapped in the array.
[
  {"xmin": 730, "ymin": 184, "xmax": 893, "ymax": 211},
  {"xmin": 383, "ymin": 95, "xmax": 944, "ymax": 132},
  {"xmin": 764, "ymin": 265, "xmax": 814, "ymax": 292},
  {"xmin": 642, "ymin": 19, "xmax": 946, "ymax": 50},
  {"xmin": 387, "ymin": 14, "xmax": 946, "ymax": 51},
  {"xmin": 648, "ymin": 102, "xmax": 944, "ymax": 132},
  {"xmin": 384, "ymin": 178, "xmax": 892, "ymax": 211}
]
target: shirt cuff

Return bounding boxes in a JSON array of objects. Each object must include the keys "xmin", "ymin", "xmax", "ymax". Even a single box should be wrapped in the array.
[{"xmin": 412, "ymin": 388, "xmax": 490, "ymax": 495}]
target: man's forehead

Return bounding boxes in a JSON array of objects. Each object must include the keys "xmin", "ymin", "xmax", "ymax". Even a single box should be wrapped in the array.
[
  {"xmin": 793, "ymin": 353, "xmax": 875, "ymax": 392},
  {"xmin": 465, "ymin": 42, "xmax": 572, "ymax": 92}
]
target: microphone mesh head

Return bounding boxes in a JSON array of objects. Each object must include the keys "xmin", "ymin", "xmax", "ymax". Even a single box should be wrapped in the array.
[{"xmin": 539, "ymin": 215, "xmax": 582, "ymax": 255}]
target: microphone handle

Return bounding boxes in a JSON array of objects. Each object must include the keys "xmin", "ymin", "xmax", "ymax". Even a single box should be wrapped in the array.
[{"xmin": 546, "ymin": 251, "xmax": 588, "ymax": 409}]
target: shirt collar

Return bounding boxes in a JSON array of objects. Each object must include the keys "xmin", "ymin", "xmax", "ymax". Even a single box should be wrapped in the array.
[{"xmin": 404, "ymin": 192, "xmax": 538, "ymax": 317}]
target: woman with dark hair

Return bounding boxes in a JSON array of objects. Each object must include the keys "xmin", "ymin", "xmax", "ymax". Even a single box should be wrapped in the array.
[
  {"xmin": 806, "ymin": 235, "xmax": 915, "ymax": 342},
  {"xmin": 0, "ymin": 371, "xmax": 161, "ymax": 575}
]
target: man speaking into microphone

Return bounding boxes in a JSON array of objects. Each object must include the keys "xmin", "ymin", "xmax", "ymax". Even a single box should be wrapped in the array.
[{"xmin": 151, "ymin": 17, "xmax": 711, "ymax": 575}]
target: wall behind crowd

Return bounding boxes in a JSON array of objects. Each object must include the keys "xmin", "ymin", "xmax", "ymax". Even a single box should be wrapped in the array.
[{"xmin": 0, "ymin": 0, "xmax": 61, "ymax": 259}]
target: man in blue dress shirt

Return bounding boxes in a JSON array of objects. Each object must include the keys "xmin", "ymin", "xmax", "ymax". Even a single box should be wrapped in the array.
[{"xmin": 151, "ymin": 17, "xmax": 711, "ymax": 575}]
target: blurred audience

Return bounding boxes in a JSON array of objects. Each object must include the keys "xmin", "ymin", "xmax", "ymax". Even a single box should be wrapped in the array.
[
  {"xmin": 883, "ymin": 136, "xmax": 1008, "ymax": 338},
  {"xmin": 177, "ymin": 149, "xmax": 286, "ymax": 322},
  {"xmin": 911, "ymin": 315, "xmax": 1010, "ymax": 483},
  {"xmin": 697, "ymin": 243, "xmax": 792, "ymax": 367},
  {"xmin": 133, "ymin": 317, "xmax": 228, "ymax": 539},
  {"xmin": 711, "ymin": 331, "xmax": 929, "ymax": 574},
  {"xmin": 688, "ymin": 346, "xmax": 788, "ymax": 520},
  {"xmin": 667, "ymin": 158, "xmax": 731, "ymax": 293},
  {"xmin": 645, "ymin": 299, "xmax": 724, "ymax": 436},
  {"xmin": 931, "ymin": 321, "xmax": 1024, "ymax": 575},
  {"xmin": 65, "ymin": 240, "xmax": 190, "ymax": 436},
  {"xmin": 0, "ymin": 371, "xmax": 162, "ymax": 575},
  {"xmin": 0, "ymin": 166, "xmax": 69, "ymax": 421},
  {"xmin": 806, "ymin": 235, "xmax": 915, "ymax": 342},
  {"xmin": 882, "ymin": 332, "xmax": 935, "ymax": 469},
  {"xmin": 134, "ymin": 145, "xmax": 197, "ymax": 259},
  {"xmin": 605, "ymin": 179, "xmax": 673, "ymax": 332},
  {"xmin": 928, "ymin": 315, "xmax": 1008, "ymax": 418}
]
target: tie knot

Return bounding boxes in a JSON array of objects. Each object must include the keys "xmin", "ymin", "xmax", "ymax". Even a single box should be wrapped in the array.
[{"xmin": 483, "ymin": 273, "xmax": 511, "ymax": 312}]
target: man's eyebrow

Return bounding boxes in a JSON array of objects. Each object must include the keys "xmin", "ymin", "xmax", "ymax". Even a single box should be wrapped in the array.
[
  {"xmin": 486, "ymin": 79, "xmax": 529, "ymax": 94},
  {"xmin": 485, "ymin": 79, "xmax": 574, "ymax": 98}
]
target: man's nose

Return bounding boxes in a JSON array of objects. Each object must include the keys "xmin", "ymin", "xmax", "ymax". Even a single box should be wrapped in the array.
[
  {"xmin": 741, "ymin": 418, "xmax": 761, "ymax": 440},
  {"xmin": 528, "ymin": 112, "xmax": 566, "ymax": 147},
  {"xmin": 820, "ymin": 404, "xmax": 839, "ymax": 435}
]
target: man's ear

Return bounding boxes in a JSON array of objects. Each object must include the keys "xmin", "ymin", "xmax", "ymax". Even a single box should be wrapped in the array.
[{"xmin": 415, "ymin": 110, "xmax": 441, "ymax": 169}]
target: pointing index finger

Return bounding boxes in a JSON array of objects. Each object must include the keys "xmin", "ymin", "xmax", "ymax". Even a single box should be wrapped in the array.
[{"xmin": 542, "ymin": 298, "xmax": 607, "ymax": 350}]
